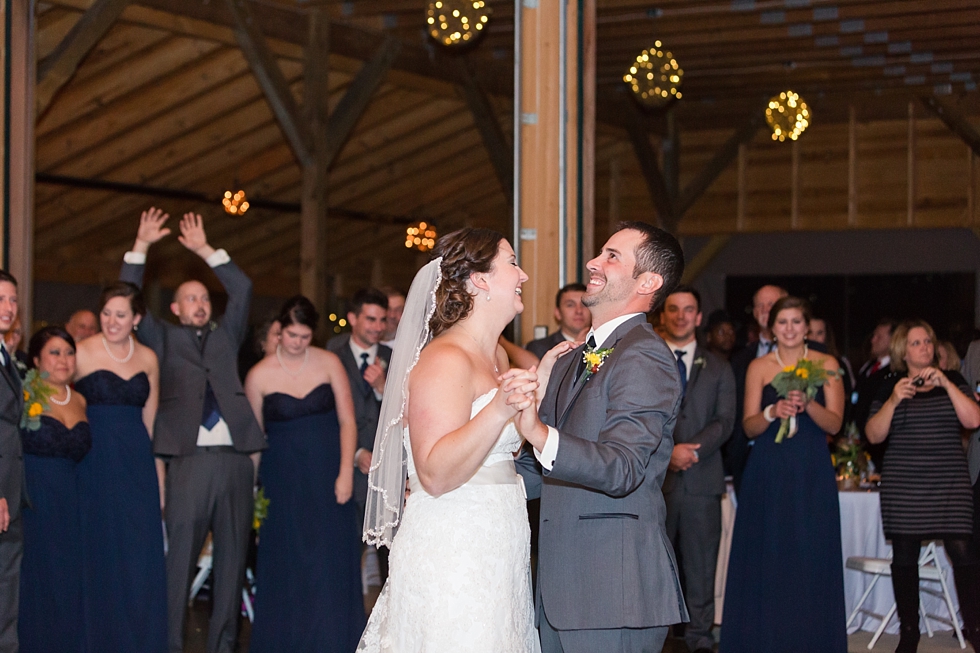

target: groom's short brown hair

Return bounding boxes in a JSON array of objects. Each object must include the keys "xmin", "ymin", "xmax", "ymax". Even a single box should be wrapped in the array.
[{"xmin": 613, "ymin": 221, "xmax": 684, "ymax": 312}]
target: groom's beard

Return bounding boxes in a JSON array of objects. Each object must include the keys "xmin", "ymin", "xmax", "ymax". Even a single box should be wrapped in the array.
[{"xmin": 583, "ymin": 276, "xmax": 631, "ymax": 309}]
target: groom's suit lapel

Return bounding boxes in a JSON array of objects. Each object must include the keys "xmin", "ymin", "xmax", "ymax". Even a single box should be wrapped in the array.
[
  {"xmin": 554, "ymin": 343, "xmax": 586, "ymax": 420},
  {"xmin": 555, "ymin": 314, "xmax": 647, "ymax": 428}
]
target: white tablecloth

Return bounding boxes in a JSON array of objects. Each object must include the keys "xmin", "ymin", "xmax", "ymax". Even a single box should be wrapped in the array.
[{"xmin": 713, "ymin": 486, "xmax": 960, "ymax": 634}]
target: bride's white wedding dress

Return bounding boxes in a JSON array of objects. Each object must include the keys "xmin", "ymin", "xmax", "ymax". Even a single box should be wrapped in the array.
[{"xmin": 357, "ymin": 389, "xmax": 540, "ymax": 653}]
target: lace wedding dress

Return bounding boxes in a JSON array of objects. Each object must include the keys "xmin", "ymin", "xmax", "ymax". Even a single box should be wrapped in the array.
[{"xmin": 357, "ymin": 389, "xmax": 540, "ymax": 653}]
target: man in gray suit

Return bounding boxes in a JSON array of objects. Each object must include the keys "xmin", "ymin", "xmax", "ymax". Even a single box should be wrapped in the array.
[
  {"xmin": 661, "ymin": 285, "xmax": 736, "ymax": 653},
  {"xmin": 515, "ymin": 222, "xmax": 688, "ymax": 653},
  {"xmin": 327, "ymin": 288, "xmax": 391, "ymax": 578},
  {"xmin": 121, "ymin": 209, "xmax": 266, "ymax": 653},
  {"xmin": 960, "ymin": 339, "xmax": 980, "ymax": 540},
  {"xmin": 525, "ymin": 283, "xmax": 591, "ymax": 360},
  {"xmin": 0, "ymin": 271, "xmax": 23, "ymax": 653}
]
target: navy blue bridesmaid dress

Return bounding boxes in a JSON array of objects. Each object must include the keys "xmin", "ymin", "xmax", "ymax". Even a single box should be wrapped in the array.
[
  {"xmin": 75, "ymin": 370, "xmax": 167, "ymax": 653},
  {"xmin": 249, "ymin": 383, "xmax": 365, "ymax": 653},
  {"xmin": 721, "ymin": 385, "xmax": 847, "ymax": 653},
  {"xmin": 19, "ymin": 415, "xmax": 91, "ymax": 653}
]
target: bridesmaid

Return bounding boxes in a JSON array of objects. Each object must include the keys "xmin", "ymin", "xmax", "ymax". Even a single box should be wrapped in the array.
[
  {"xmin": 245, "ymin": 295, "xmax": 364, "ymax": 653},
  {"xmin": 18, "ymin": 327, "xmax": 91, "ymax": 653},
  {"xmin": 74, "ymin": 282, "xmax": 167, "ymax": 652}
]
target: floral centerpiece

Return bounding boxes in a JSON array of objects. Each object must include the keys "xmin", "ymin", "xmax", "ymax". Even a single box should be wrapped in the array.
[
  {"xmin": 20, "ymin": 369, "xmax": 53, "ymax": 432},
  {"xmin": 770, "ymin": 355, "xmax": 840, "ymax": 443}
]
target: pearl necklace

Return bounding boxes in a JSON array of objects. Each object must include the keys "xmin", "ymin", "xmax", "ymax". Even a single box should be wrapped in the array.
[
  {"xmin": 49, "ymin": 385, "xmax": 71, "ymax": 406},
  {"xmin": 276, "ymin": 344, "xmax": 309, "ymax": 377},
  {"xmin": 774, "ymin": 343, "xmax": 808, "ymax": 368},
  {"xmin": 102, "ymin": 335, "xmax": 134, "ymax": 364}
]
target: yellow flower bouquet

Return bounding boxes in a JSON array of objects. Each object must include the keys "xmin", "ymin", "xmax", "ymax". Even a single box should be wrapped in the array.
[
  {"xmin": 20, "ymin": 369, "xmax": 54, "ymax": 432},
  {"xmin": 770, "ymin": 358, "xmax": 839, "ymax": 443}
]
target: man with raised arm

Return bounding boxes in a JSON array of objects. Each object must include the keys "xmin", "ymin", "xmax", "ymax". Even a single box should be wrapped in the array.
[{"xmin": 121, "ymin": 208, "xmax": 266, "ymax": 653}]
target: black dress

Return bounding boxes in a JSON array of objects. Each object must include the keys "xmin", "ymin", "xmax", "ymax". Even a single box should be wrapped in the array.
[
  {"xmin": 19, "ymin": 415, "xmax": 91, "ymax": 653},
  {"xmin": 249, "ymin": 383, "xmax": 365, "ymax": 653},
  {"xmin": 871, "ymin": 371, "xmax": 975, "ymax": 539},
  {"xmin": 721, "ymin": 385, "xmax": 847, "ymax": 653},
  {"xmin": 75, "ymin": 371, "xmax": 167, "ymax": 653}
]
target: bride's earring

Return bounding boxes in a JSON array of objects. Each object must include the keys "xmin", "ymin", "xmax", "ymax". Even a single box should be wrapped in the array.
[{"xmin": 486, "ymin": 293, "xmax": 491, "ymax": 302}]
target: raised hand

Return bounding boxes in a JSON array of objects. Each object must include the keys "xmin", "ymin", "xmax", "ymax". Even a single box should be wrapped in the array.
[
  {"xmin": 133, "ymin": 207, "xmax": 171, "ymax": 254},
  {"xmin": 889, "ymin": 377, "xmax": 917, "ymax": 405},
  {"xmin": 177, "ymin": 213, "xmax": 208, "ymax": 252}
]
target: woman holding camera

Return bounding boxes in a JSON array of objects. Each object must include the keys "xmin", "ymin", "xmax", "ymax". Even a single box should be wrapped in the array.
[{"xmin": 866, "ymin": 320, "xmax": 980, "ymax": 653}]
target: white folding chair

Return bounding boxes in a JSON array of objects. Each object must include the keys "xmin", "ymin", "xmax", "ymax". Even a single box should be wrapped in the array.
[
  {"xmin": 188, "ymin": 535, "xmax": 256, "ymax": 623},
  {"xmin": 845, "ymin": 541, "xmax": 966, "ymax": 650}
]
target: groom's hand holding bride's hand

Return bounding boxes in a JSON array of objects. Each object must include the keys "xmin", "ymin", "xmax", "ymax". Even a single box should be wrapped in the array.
[{"xmin": 499, "ymin": 368, "xmax": 549, "ymax": 450}]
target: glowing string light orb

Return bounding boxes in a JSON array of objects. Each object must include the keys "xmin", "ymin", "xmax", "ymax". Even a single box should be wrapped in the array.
[
  {"xmin": 766, "ymin": 91, "xmax": 811, "ymax": 142},
  {"xmin": 222, "ymin": 190, "xmax": 249, "ymax": 215},
  {"xmin": 405, "ymin": 221, "xmax": 437, "ymax": 252},
  {"xmin": 426, "ymin": 1, "xmax": 490, "ymax": 47},
  {"xmin": 623, "ymin": 42, "xmax": 683, "ymax": 108}
]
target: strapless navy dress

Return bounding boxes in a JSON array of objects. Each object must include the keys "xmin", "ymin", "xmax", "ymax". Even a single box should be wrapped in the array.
[
  {"xmin": 721, "ymin": 385, "xmax": 847, "ymax": 653},
  {"xmin": 75, "ymin": 371, "xmax": 167, "ymax": 653},
  {"xmin": 249, "ymin": 384, "xmax": 365, "ymax": 653},
  {"xmin": 19, "ymin": 415, "xmax": 91, "ymax": 653}
]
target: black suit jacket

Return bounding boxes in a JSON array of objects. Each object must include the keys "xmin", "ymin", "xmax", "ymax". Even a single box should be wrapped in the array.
[
  {"xmin": 663, "ymin": 347, "xmax": 736, "ymax": 496},
  {"xmin": 120, "ymin": 259, "xmax": 266, "ymax": 456},
  {"xmin": 328, "ymin": 337, "xmax": 392, "ymax": 508},
  {"xmin": 0, "ymin": 357, "xmax": 23, "ymax": 519},
  {"xmin": 525, "ymin": 330, "xmax": 568, "ymax": 360}
]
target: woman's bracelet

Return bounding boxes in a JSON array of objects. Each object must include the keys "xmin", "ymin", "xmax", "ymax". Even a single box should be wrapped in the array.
[{"xmin": 763, "ymin": 404, "xmax": 777, "ymax": 423}]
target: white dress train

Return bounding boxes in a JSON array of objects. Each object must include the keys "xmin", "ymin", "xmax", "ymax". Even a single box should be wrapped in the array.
[{"xmin": 357, "ymin": 390, "xmax": 540, "ymax": 653}]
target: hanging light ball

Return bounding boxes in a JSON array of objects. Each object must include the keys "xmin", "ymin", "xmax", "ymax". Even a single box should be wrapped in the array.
[
  {"xmin": 222, "ymin": 190, "xmax": 249, "ymax": 215},
  {"xmin": 623, "ymin": 42, "xmax": 683, "ymax": 108},
  {"xmin": 425, "ymin": 1, "xmax": 491, "ymax": 47},
  {"xmin": 766, "ymin": 91, "xmax": 811, "ymax": 142},
  {"xmin": 405, "ymin": 221, "xmax": 437, "ymax": 252}
]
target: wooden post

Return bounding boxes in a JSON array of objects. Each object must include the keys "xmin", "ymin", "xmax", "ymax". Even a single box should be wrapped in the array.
[
  {"xmin": 517, "ymin": 0, "xmax": 595, "ymax": 344},
  {"xmin": 847, "ymin": 105, "xmax": 857, "ymax": 227},
  {"xmin": 4, "ymin": 0, "xmax": 35, "ymax": 324},
  {"xmin": 301, "ymin": 8, "xmax": 328, "ymax": 325},
  {"xmin": 907, "ymin": 100, "xmax": 916, "ymax": 227}
]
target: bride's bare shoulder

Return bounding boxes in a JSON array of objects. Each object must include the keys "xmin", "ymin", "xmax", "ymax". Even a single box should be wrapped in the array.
[{"xmin": 415, "ymin": 337, "xmax": 472, "ymax": 375}]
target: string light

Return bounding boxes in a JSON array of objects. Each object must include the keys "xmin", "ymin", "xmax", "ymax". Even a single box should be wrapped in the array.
[
  {"xmin": 623, "ymin": 42, "xmax": 683, "ymax": 108},
  {"xmin": 426, "ymin": 1, "xmax": 490, "ymax": 46},
  {"xmin": 405, "ymin": 221, "xmax": 437, "ymax": 252},
  {"xmin": 766, "ymin": 91, "xmax": 811, "ymax": 142},
  {"xmin": 222, "ymin": 190, "xmax": 249, "ymax": 215}
]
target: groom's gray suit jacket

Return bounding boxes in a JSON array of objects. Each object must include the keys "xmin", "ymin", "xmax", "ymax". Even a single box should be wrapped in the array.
[{"xmin": 518, "ymin": 314, "xmax": 689, "ymax": 630}]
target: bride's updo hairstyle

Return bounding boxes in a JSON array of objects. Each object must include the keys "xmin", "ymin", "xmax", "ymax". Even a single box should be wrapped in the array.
[{"xmin": 429, "ymin": 227, "xmax": 506, "ymax": 337}]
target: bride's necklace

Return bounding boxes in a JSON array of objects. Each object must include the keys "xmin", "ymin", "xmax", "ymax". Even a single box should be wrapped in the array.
[
  {"xmin": 458, "ymin": 329, "xmax": 499, "ymax": 375},
  {"xmin": 102, "ymin": 335, "xmax": 134, "ymax": 364},
  {"xmin": 49, "ymin": 385, "xmax": 71, "ymax": 406},
  {"xmin": 277, "ymin": 344, "xmax": 309, "ymax": 377},
  {"xmin": 774, "ymin": 343, "xmax": 808, "ymax": 368}
]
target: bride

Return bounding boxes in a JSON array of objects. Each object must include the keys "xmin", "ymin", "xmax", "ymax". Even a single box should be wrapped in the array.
[{"xmin": 358, "ymin": 228, "xmax": 542, "ymax": 652}]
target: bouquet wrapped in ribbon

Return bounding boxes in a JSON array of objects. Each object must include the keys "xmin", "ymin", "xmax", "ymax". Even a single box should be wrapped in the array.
[{"xmin": 770, "ymin": 358, "xmax": 840, "ymax": 443}]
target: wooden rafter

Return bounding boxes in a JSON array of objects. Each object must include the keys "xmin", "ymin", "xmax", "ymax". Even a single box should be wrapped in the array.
[
  {"xmin": 920, "ymin": 95, "xmax": 980, "ymax": 159},
  {"xmin": 226, "ymin": 0, "xmax": 312, "ymax": 167},
  {"xmin": 324, "ymin": 37, "xmax": 401, "ymax": 170},
  {"xmin": 36, "ymin": 0, "xmax": 131, "ymax": 114},
  {"xmin": 622, "ymin": 97, "xmax": 676, "ymax": 232},
  {"xmin": 674, "ymin": 112, "xmax": 764, "ymax": 221},
  {"xmin": 455, "ymin": 57, "xmax": 513, "ymax": 206}
]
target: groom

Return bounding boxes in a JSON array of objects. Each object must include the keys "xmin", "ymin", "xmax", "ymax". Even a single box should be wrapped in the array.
[{"xmin": 515, "ymin": 222, "xmax": 688, "ymax": 653}]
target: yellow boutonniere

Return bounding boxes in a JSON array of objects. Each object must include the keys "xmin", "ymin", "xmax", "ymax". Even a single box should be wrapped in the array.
[{"xmin": 582, "ymin": 347, "xmax": 614, "ymax": 381}]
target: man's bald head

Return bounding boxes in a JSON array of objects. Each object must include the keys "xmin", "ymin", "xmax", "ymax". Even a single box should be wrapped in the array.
[
  {"xmin": 66, "ymin": 309, "xmax": 98, "ymax": 342},
  {"xmin": 171, "ymin": 280, "xmax": 212, "ymax": 327},
  {"xmin": 752, "ymin": 284, "xmax": 788, "ymax": 335}
]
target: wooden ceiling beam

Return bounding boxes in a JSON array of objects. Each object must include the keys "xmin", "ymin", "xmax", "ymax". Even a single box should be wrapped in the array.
[
  {"xmin": 621, "ymin": 98, "xmax": 676, "ymax": 233},
  {"xmin": 36, "ymin": 0, "xmax": 132, "ymax": 115},
  {"xmin": 323, "ymin": 37, "xmax": 401, "ymax": 170},
  {"xmin": 226, "ymin": 0, "xmax": 312, "ymax": 167},
  {"xmin": 455, "ymin": 56, "xmax": 513, "ymax": 205},
  {"xmin": 920, "ymin": 95, "xmax": 980, "ymax": 159}
]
